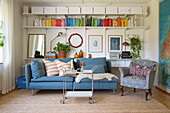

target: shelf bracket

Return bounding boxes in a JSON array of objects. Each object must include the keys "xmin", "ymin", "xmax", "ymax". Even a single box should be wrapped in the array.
[{"xmin": 123, "ymin": 14, "xmax": 128, "ymax": 18}]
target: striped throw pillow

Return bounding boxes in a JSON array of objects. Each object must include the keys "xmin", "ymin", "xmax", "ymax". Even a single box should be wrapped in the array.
[
  {"xmin": 54, "ymin": 59, "xmax": 72, "ymax": 70},
  {"xmin": 43, "ymin": 59, "xmax": 59, "ymax": 76}
]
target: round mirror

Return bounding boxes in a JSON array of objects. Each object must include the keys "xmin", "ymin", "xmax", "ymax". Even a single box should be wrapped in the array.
[{"xmin": 68, "ymin": 33, "xmax": 83, "ymax": 48}]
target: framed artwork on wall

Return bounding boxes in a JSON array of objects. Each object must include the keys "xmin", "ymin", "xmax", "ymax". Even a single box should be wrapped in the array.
[
  {"xmin": 108, "ymin": 35, "xmax": 122, "ymax": 52},
  {"xmin": 88, "ymin": 35, "xmax": 103, "ymax": 53},
  {"xmin": 158, "ymin": 0, "xmax": 170, "ymax": 93}
]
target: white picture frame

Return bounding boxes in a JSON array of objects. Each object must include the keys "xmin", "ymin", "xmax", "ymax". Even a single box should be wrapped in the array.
[{"xmin": 88, "ymin": 35, "xmax": 103, "ymax": 53}]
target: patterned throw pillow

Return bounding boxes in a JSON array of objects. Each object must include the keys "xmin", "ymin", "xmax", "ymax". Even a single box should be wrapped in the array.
[
  {"xmin": 43, "ymin": 59, "xmax": 59, "ymax": 76},
  {"xmin": 142, "ymin": 65, "xmax": 155, "ymax": 77},
  {"xmin": 54, "ymin": 59, "xmax": 73, "ymax": 70},
  {"xmin": 135, "ymin": 65, "xmax": 143, "ymax": 76},
  {"xmin": 129, "ymin": 63, "xmax": 136, "ymax": 76},
  {"xmin": 129, "ymin": 63, "xmax": 155, "ymax": 77}
]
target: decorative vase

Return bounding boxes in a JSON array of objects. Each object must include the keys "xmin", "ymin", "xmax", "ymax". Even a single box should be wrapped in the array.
[
  {"xmin": 74, "ymin": 53, "xmax": 79, "ymax": 58},
  {"xmin": 79, "ymin": 50, "xmax": 83, "ymax": 58},
  {"xmin": 58, "ymin": 50, "xmax": 66, "ymax": 59},
  {"xmin": 81, "ymin": 66, "xmax": 83, "ymax": 72}
]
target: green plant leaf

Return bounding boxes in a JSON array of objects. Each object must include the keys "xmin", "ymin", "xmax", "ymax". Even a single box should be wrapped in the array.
[
  {"xmin": 127, "ymin": 34, "xmax": 142, "ymax": 60},
  {"xmin": 53, "ymin": 42, "xmax": 71, "ymax": 53}
]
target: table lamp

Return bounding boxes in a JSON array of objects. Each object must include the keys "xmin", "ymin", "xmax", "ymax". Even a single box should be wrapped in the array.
[
  {"xmin": 45, "ymin": 32, "xmax": 63, "ymax": 58},
  {"xmin": 50, "ymin": 32, "xmax": 63, "ymax": 52},
  {"xmin": 122, "ymin": 42, "xmax": 129, "ymax": 51}
]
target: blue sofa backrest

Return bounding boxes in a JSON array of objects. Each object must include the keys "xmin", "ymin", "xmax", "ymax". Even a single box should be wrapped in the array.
[
  {"xmin": 45, "ymin": 57, "xmax": 111, "ymax": 73},
  {"xmin": 76, "ymin": 57, "xmax": 111, "ymax": 73}
]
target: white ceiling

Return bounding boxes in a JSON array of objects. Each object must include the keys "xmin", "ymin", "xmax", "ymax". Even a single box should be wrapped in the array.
[{"xmin": 18, "ymin": 0, "xmax": 152, "ymax": 5}]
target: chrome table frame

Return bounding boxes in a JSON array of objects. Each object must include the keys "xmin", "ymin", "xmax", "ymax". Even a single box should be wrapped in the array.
[{"xmin": 59, "ymin": 66, "xmax": 98, "ymax": 104}]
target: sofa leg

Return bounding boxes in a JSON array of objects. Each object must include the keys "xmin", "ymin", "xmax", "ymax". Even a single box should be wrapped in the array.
[
  {"xmin": 31, "ymin": 90, "xmax": 39, "ymax": 96},
  {"xmin": 120, "ymin": 86, "xmax": 124, "ymax": 96},
  {"xmin": 149, "ymin": 89, "xmax": 152, "ymax": 96},
  {"xmin": 31, "ymin": 90, "xmax": 34, "ymax": 96},
  {"xmin": 113, "ymin": 89, "xmax": 116, "ymax": 95},
  {"xmin": 134, "ymin": 88, "xmax": 136, "ymax": 93},
  {"xmin": 145, "ymin": 89, "xmax": 149, "ymax": 101}
]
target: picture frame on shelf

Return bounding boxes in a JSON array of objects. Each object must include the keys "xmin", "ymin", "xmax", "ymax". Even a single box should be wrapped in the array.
[
  {"xmin": 108, "ymin": 35, "xmax": 122, "ymax": 52},
  {"xmin": 88, "ymin": 35, "xmax": 103, "ymax": 53}
]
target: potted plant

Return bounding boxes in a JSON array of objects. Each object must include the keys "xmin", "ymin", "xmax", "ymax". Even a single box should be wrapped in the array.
[
  {"xmin": 127, "ymin": 34, "xmax": 143, "ymax": 60},
  {"xmin": 53, "ymin": 42, "xmax": 71, "ymax": 59},
  {"xmin": 0, "ymin": 21, "xmax": 5, "ymax": 47}
]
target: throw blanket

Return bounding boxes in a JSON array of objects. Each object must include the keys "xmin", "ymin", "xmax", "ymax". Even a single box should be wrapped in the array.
[{"xmin": 75, "ymin": 73, "xmax": 118, "ymax": 83}]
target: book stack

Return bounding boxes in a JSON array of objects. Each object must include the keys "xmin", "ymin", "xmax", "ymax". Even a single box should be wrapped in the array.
[{"xmin": 32, "ymin": 16, "xmax": 136, "ymax": 27}]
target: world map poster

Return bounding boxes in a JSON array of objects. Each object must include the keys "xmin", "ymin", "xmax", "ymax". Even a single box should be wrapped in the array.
[{"xmin": 159, "ymin": 0, "xmax": 170, "ymax": 93}]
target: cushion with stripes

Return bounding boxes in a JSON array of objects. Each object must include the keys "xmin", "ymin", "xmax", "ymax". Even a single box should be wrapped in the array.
[
  {"xmin": 54, "ymin": 59, "xmax": 72, "ymax": 70},
  {"xmin": 43, "ymin": 59, "xmax": 59, "ymax": 76}
]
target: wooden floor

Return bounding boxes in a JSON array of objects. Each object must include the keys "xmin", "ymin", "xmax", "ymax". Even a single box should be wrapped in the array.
[{"xmin": 152, "ymin": 87, "xmax": 170, "ymax": 109}]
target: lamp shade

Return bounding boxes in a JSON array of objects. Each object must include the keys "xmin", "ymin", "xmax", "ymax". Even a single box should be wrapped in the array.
[{"xmin": 122, "ymin": 42, "xmax": 129, "ymax": 46}]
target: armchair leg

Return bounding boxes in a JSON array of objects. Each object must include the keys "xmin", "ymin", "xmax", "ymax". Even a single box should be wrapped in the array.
[
  {"xmin": 120, "ymin": 85, "xmax": 124, "ymax": 96},
  {"xmin": 134, "ymin": 88, "xmax": 136, "ymax": 93},
  {"xmin": 149, "ymin": 89, "xmax": 152, "ymax": 96},
  {"xmin": 145, "ymin": 89, "xmax": 149, "ymax": 101}
]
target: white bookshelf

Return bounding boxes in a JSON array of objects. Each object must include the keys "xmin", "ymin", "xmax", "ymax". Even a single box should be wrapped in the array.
[
  {"xmin": 23, "ymin": 13, "xmax": 148, "ymax": 17},
  {"xmin": 23, "ymin": 26, "xmax": 149, "ymax": 30}
]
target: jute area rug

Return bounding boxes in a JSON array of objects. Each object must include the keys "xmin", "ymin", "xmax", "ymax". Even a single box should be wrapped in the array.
[{"xmin": 0, "ymin": 89, "xmax": 169, "ymax": 113}]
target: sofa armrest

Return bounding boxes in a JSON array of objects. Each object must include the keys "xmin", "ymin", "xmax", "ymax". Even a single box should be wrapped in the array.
[
  {"xmin": 25, "ymin": 64, "xmax": 32, "ymax": 89},
  {"xmin": 106, "ymin": 61, "xmax": 112, "ymax": 73},
  {"xmin": 145, "ymin": 70, "xmax": 156, "ymax": 89}
]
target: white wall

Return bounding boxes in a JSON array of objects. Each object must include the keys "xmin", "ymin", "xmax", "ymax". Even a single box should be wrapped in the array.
[
  {"xmin": 0, "ymin": 64, "xmax": 2, "ymax": 92},
  {"xmin": 14, "ymin": 0, "xmax": 23, "ymax": 78},
  {"xmin": 144, "ymin": 0, "xmax": 159, "ymax": 86}
]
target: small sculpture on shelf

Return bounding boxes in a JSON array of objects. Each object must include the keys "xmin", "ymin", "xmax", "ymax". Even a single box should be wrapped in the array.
[{"xmin": 34, "ymin": 50, "xmax": 44, "ymax": 58}]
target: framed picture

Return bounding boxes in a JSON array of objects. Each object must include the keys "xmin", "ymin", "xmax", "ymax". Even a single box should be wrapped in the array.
[
  {"xmin": 88, "ymin": 35, "xmax": 103, "ymax": 53},
  {"xmin": 108, "ymin": 35, "xmax": 122, "ymax": 52}
]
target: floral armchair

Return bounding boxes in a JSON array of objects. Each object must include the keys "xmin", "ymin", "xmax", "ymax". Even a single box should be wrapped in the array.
[{"xmin": 119, "ymin": 60, "xmax": 158, "ymax": 100}]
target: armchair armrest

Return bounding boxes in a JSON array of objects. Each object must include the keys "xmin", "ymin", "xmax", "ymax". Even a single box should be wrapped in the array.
[
  {"xmin": 145, "ymin": 70, "xmax": 156, "ymax": 89},
  {"xmin": 119, "ymin": 67, "xmax": 129, "ymax": 79},
  {"xmin": 25, "ymin": 64, "xmax": 32, "ymax": 89}
]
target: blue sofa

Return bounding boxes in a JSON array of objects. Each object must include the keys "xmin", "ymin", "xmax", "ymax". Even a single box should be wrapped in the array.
[{"xmin": 25, "ymin": 57, "xmax": 117, "ymax": 91}]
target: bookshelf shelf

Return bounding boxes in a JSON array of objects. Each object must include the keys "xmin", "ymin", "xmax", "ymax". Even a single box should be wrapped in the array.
[
  {"xmin": 23, "ymin": 13, "xmax": 148, "ymax": 17},
  {"xmin": 23, "ymin": 26, "xmax": 149, "ymax": 29},
  {"xmin": 23, "ymin": 26, "xmax": 149, "ymax": 30}
]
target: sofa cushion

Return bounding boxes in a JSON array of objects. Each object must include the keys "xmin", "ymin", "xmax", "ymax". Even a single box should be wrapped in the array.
[
  {"xmin": 31, "ymin": 76, "xmax": 74, "ymax": 82},
  {"xmin": 55, "ymin": 59, "xmax": 72, "ymax": 70},
  {"xmin": 80, "ymin": 57, "xmax": 107, "ymax": 71},
  {"xmin": 122, "ymin": 75, "xmax": 146, "ymax": 89},
  {"xmin": 43, "ymin": 59, "xmax": 59, "ymax": 76},
  {"xmin": 47, "ymin": 58, "xmax": 74, "ymax": 63},
  {"xmin": 83, "ymin": 65, "xmax": 105, "ymax": 73},
  {"xmin": 31, "ymin": 60, "xmax": 46, "ymax": 79},
  {"xmin": 78, "ymin": 78, "xmax": 117, "ymax": 83}
]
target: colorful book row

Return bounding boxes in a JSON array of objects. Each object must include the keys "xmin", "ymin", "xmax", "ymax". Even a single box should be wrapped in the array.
[{"xmin": 33, "ymin": 16, "xmax": 136, "ymax": 27}]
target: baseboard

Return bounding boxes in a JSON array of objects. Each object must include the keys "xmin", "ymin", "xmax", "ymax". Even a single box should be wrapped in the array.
[{"xmin": 156, "ymin": 86, "xmax": 170, "ymax": 95}]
